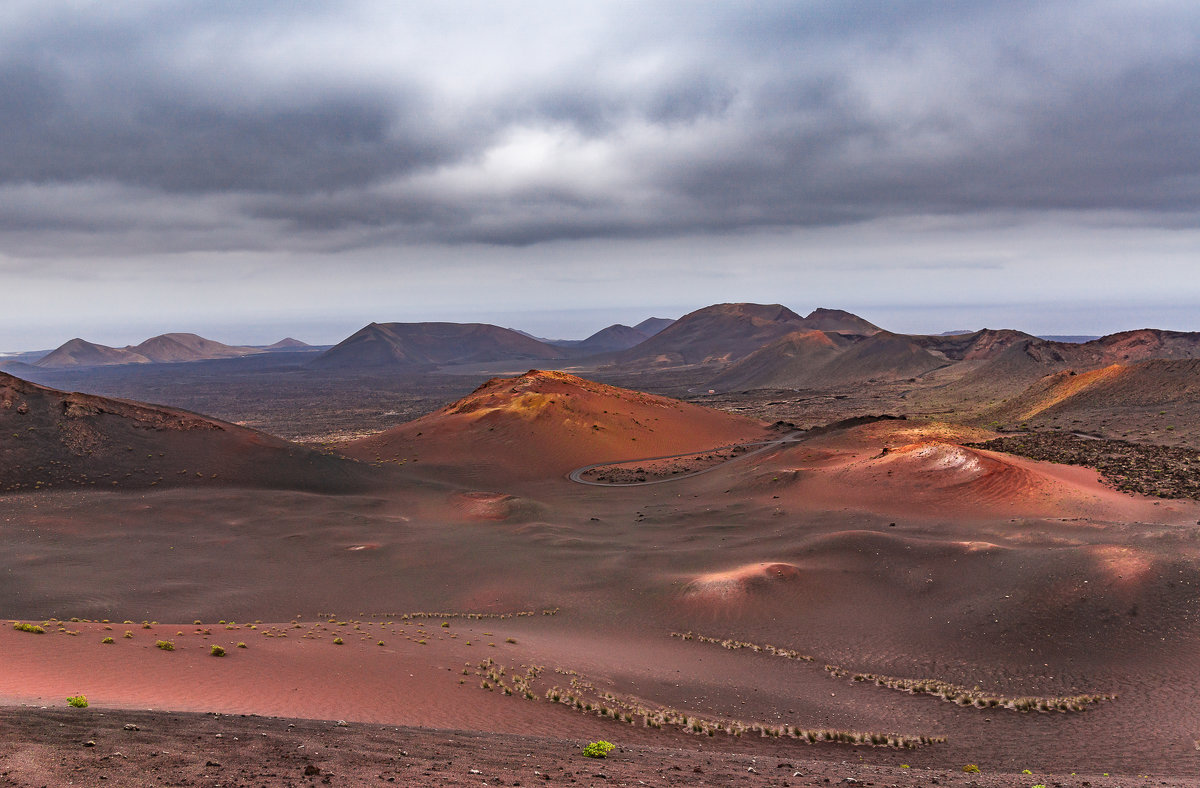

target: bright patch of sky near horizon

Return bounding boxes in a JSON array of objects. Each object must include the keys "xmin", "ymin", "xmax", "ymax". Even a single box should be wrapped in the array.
[{"xmin": 2, "ymin": 1, "xmax": 1200, "ymax": 349}]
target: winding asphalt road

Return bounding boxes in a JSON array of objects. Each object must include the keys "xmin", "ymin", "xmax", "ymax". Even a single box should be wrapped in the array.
[{"xmin": 567, "ymin": 430, "xmax": 807, "ymax": 487}]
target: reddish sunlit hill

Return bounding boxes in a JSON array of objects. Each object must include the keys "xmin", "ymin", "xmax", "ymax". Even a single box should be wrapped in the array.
[{"xmin": 338, "ymin": 369, "xmax": 767, "ymax": 481}]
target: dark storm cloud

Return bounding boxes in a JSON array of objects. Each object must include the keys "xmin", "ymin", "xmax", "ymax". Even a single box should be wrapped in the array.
[{"xmin": 2, "ymin": 0, "xmax": 1200, "ymax": 253}]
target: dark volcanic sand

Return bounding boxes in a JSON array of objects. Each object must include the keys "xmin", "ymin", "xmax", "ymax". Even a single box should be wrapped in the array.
[
  {"xmin": 4, "ymin": 706, "xmax": 1193, "ymax": 788},
  {"xmin": 5, "ymin": 374, "xmax": 1200, "ymax": 781}
]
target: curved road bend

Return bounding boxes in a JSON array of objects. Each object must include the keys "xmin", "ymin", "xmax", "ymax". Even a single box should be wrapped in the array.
[{"xmin": 568, "ymin": 431, "xmax": 806, "ymax": 487}]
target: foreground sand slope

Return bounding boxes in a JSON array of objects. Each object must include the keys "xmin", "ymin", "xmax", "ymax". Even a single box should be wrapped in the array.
[{"xmin": 7, "ymin": 378, "xmax": 1200, "ymax": 776}]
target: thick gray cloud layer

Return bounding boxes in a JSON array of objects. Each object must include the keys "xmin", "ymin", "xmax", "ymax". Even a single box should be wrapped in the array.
[
  {"xmin": 2, "ymin": 1, "xmax": 1200, "ymax": 348},
  {"xmin": 3, "ymin": 0, "xmax": 1199, "ymax": 253}
]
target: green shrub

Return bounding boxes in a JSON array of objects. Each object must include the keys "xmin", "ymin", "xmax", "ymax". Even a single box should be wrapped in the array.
[
  {"xmin": 67, "ymin": 695, "xmax": 88, "ymax": 708},
  {"xmin": 101, "ymin": 636, "xmax": 114, "ymax": 644},
  {"xmin": 13, "ymin": 622, "xmax": 45, "ymax": 634},
  {"xmin": 582, "ymin": 741, "xmax": 616, "ymax": 758},
  {"xmin": 236, "ymin": 642, "xmax": 247, "ymax": 649},
  {"xmin": 963, "ymin": 764, "xmax": 980, "ymax": 773},
  {"xmin": 210, "ymin": 645, "xmax": 226, "ymax": 657},
  {"xmin": 155, "ymin": 640, "xmax": 174, "ymax": 651},
  {"xmin": 333, "ymin": 637, "xmax": 344, "ymax": 645}
]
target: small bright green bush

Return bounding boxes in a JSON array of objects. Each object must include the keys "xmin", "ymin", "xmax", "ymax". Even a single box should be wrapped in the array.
[
  {"xmin": 333, "ymin": 637, "xmax": 344, "ymax": 645},
  {"xmin": 582, "ymin": 740, "xmax": 616, "ymax": 758},
  {"xmin": 13, "ymin": 622, "xmax": 45, "ymax": 634},
  {"xmin": 963, "ymin": 764, "xmax": 980, "ymax": 773},
  {"xmin": 67, "ymin": 695, "xmax": 88, "ymax": 708},
  {"xmin": 210, "ymin": 645, "xmax": 226, "ymax": 657},
  {"xmin": 155, "ymin": 640, "xmax": 175, "ymax": 651},
  {"xmin": 101, "ymin": 636, "xmax": 114, "ymax": 644},
  {"xmin": 236, "ymin": 642, "xmax": 247, "ymax": 649}
]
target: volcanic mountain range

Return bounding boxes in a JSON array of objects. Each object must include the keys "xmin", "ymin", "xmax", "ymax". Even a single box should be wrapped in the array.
[
  {"xmin": 305, "ymin": 304, "xmax": 1200, "ymax": 398},
  {"xmin": 33, "ymin": 333, "xmax": 310, "ymax": 368},
  {"xmin": 26, "ymin": 304, "xmax": 1200, "ymax": 399}
]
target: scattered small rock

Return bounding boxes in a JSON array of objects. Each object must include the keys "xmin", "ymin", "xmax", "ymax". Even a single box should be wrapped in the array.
[
  {"xmin": 303, "ymin": 763, "xmax": 321, "ymax": 776},
  {"xmin": 123, "ymin": 724, "xmax": 139, "ymax": 731}
]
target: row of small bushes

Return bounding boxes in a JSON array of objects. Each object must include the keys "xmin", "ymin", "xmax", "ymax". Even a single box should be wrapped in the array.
[
  {"xmin": 671, "ymin": 631, "xmax": 814, "ymax": 661},
  {"xmin": 826, "ymin": 665, "xmax": 1115, "ymax": 712}
]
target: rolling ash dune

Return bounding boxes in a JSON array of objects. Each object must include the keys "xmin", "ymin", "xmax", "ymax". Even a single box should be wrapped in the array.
[
  {"xmin": 0, "ymin": 371, "xmax": 375, "ymax": 492},
  {"xmin": 339, "ymin": 369, "xmax": 766, "ymax": 481},
  {"xmin": 682, "ymin": 562, "xmax": 805, "ymax": 601}
]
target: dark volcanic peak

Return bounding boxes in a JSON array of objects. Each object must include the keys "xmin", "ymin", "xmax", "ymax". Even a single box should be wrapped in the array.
[
  {"xmin": 131, "ymin": 333, "xmax": 256, "ymax": 364},
  {"xmin": 0, "ymin": 371, "xmax": 373, "ymax": 493},
  {"xmin": 911, "ymin": 328, "xmax": 1040, "ymax": 361},
  {"xmin": 35, "ymin": 338, "xmax": 150, "ymax": 368},
  {"xmin": 1083, "ymin": 328, "xmax": 1200, "ymax": 362},
  {"xmin": 612, "ymin": 303, "xmax": 882, "ymax": 369},
  {"xmin": 801, "ymin": 308, "xmax": 882, "ymax": 335},
  {"xmin": 310, "ymin": 321, "xmax": 566, "ymax": 370},
  {"xmin": 613, "ymin": 302, "xmax": 809, "ymax": 367},
  {"xmin": 264, "ymin": 337, "xmax": 311, "ymax": 350},
  {"xmin": 708, "ymin": 329, "xmax": 846, "ymax": 390},
  {"xmin": 633, "ymin": 317, "xmax": 676, "ymax": 337},
  {"xmin": 816, "ymin": 330, "xmax": 947, "ymax": 383},
  {"xmin": 575, "ymin": 324, "xmax": 650, "ymax": 353},
  {"xmin": 710, "ymin": 329, "xmax": 945, "ymax": 391},
  {"xmin": 36, "ymin": 333, "xmax": 259, "ymax": 368}
]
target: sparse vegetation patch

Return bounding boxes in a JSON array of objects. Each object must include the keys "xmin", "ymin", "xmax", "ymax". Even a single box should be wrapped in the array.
[
  {"xmin": 825, "ymin": 665, "xmax": 1114, "ymax": 712},
  {"xmin": 967, "ymin": 432, "xmax": 1200, "ymax": 500},
  {"xmin": 473, "ymin": 658, "xmax": 940, "ymax": 748}
]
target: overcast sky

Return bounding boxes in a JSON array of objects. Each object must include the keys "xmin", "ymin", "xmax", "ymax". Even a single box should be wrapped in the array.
[{"xmin": 3, "ymin": 1, "xmax": 1200, "ymax": 349}]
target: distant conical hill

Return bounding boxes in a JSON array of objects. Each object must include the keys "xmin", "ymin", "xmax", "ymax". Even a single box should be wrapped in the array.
[{"xmin": 310, "ymin": 322, "xmax": 566, "ymax": 370}]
